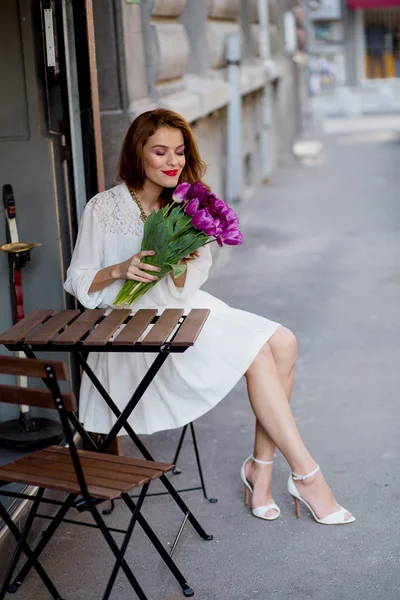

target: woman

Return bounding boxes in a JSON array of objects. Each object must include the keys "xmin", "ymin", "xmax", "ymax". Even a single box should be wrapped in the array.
[{"xmin": 65, "ymin": 109, "xmax": 354, "ymax": 525}]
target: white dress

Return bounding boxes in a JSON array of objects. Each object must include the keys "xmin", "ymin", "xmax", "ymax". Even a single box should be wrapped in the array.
[{"xmin": 64, "ymin": 183, "xmax": 280, "ymax": 435}]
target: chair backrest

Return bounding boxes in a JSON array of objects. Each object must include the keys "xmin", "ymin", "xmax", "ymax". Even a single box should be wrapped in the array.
[
  {"xmin": 0, "ymin": 355, "xmax": 92, "ymax": 498},
  {"xmin": 0, "ymin": 355, "xmax": 77, "ymax": 412}
]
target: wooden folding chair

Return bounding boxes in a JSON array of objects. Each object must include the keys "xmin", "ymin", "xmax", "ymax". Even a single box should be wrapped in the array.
[{"xmin": 0, "ymin": 355, "xmax": 194, "ymax": 600}]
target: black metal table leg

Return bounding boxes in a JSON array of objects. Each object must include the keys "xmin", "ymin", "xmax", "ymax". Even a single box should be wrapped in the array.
[
  {"xmin": 101, "ymin": 485, "xmax": 149, "ymax": 600},
  {"xmin": 123, "ymin": 494, "xmax": 194, "ymax": 597},
  {"xmin": 172, "ymin": 424, "xmax": 188, "ymax": 474},
  {"xmin": 190, "ymin": 423, "xmax": 218, "ymax": 503},
  {"xmin": 75, "ymin": 352, "xmax": 213, "ymax": 541}
]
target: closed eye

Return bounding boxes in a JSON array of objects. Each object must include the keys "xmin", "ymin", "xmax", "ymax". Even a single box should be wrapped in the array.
[{"xmin": 153, "ymin": 145, "xmax": 185, "ymax": 156}]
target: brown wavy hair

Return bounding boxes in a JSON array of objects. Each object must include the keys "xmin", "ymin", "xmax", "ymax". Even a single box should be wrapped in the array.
[{"xmin": 117, "ymin": 109, "xmax": 208, "ymax": 207}]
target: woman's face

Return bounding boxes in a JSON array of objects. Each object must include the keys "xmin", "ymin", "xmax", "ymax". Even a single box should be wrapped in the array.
[{"xmin": 142, "ymin": 127, "xmax": 186, "ymax": 189}]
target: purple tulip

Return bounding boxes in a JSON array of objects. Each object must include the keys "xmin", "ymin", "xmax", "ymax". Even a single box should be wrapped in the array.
[
  {"xmin": 184, "ymin": 198, "xmax": 200, "ymax": 216},
  {"xmin": 204, "ymin": 219, "xmax": 223, "ymax": 237},
  {"xmin": 222, "ymin": 229, "xmax": 243, "ymax": 246},
  {"xmin": 206, "ymin": 195, "xmax": 223, "ymax": 217},
  {"xmin": 213, "ymin": 198, "xmax": 229, "ymax": 214},
  {"xmin": 215, "ymin": 235, "xmax": 224, "ymax": 247},
  {"xmin": 172, "ymin": 182, "xmax": 191, "ymax": 203},
  {"xmin": 222, "ymin": 221, "xmax": 240, "ymax": 233},
  {"xmin": 223, "ymin": 207, "xmax": 239, "ymax": 225},
  {"xmin": 191, "ymin": 208, "xmax": 215, "ymax": 232},
  {"xmin": 186, "ymin": 182, "xmax": 209, "ymax": 204}
]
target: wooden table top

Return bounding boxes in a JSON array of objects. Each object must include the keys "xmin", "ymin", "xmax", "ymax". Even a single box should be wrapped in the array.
[{"xmin": 0, "ymin": 308, "xmax": 210, "ymax": 352}]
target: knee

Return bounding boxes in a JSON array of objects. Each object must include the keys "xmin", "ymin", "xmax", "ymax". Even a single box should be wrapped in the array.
[
  {"xmin": 269, "ymin": 326, "xmax": 297, "ymax": 367},
  {"xmin": 246, "ymin": 342, "xmax": 274, "ymax": 377}
]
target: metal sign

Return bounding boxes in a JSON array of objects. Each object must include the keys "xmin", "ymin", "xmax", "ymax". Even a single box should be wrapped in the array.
[
  {"xmin": 309, "ymin": 0, "xmax": 342, "ymax": 20},
  {"xmin": 44, "ymin": 8, "xmax": 56, "ymax": 67}
]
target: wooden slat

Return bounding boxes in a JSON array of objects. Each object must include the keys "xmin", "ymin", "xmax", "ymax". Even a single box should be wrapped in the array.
[
  {"xmin": 37, "ymin": 448, "xmax": 164, "ymax": 480},
  {"xmin": 0, "ymin": 384, "xmax": 77, "ymax": 412},
  {"xmin": 141, "ymin": 309, "xmax": 184, "ymax": 346},
  {"xmin": 44, "ymin": 446, "xmax": 174, "ymax": 473},
  {"xmin": 171, "ymin": 309, "xmax": 210, "ymax": 347},
  {"xmin": 84, "ymin": 309, "xmax": 131, "ymax": 346},
  {"xmin": 25, "ymin": 310, "xmax": 81, "ymax": 344},
  {"xmin": 7, "ymin": 460, "xmax": 146, "ymax": 491},
  {"xmin": 112, "ymin": 309, "xmax": 157, "ymax": 346},
  {"xmin": 0, "ymin": 467, "xmax": 118, "ymax": 500},
  {"xmin": 0, "ymin": 355, "xmax": 69, "ymax": 380},
  {"xmin": 0, "ymin": 310, "xmax": 53, "ymax": 345},
  {"xmin": 20, "ymin": 456, "xmax": 151, "ymax": 488},
  {"xmin": 53, "ymin": 309, "xmax": 105, "ymax": 345}
]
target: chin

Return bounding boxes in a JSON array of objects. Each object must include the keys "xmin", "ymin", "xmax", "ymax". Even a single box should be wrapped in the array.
[{"xmin": 161, "ymin": 176, "xmax": 180, "ymax": 188}]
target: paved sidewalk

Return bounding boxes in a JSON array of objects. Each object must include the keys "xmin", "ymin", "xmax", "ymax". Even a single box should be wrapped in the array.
[{"xmin": 17, "ymin": 117, "xmax": 400, "ymax": 599}]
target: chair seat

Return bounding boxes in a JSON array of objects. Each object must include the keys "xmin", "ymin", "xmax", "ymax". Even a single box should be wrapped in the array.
[{"xmin": 0, "ymin": 446, "xmax": 174, "ymax": 500}]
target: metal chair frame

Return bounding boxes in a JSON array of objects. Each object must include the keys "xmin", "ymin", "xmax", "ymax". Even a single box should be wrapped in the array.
[
  {"xmin": 104, "ymin": 421, "xmax": 218, "ymax": 516},
  {"xmin": 0, "ymin": 359, "xmax": 195, "ymax": 600}
]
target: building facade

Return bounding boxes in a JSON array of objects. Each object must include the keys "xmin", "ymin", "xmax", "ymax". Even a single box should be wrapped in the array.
[{"xmin": 94, "ymin": 0, "xmax": 305, "ymax": 202}]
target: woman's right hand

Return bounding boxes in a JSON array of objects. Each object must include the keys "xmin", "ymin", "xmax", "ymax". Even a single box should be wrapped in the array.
[{"xmin": 112, "ymin": 250, "xmax": 161, "ymax": 283}]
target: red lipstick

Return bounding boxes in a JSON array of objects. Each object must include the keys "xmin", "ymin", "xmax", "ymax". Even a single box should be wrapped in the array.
[{"xmin": 162, "ymin": 170, "xmax": 179, "ymax": 177}]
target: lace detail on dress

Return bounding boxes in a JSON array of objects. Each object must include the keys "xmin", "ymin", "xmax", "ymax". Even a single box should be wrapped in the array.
[{"xmin": 89, "ymin": 185, "xmax": 142, "ymax": 236}]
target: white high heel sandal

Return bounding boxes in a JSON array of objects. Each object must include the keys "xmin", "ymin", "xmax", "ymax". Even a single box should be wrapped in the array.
[
  {"xmin": 287, "ymin": 465, "xmax": 356, "ymax": 525},
  {"xmin": 240, "ymin": 455, "xmax": 280, "ymax": 521}
]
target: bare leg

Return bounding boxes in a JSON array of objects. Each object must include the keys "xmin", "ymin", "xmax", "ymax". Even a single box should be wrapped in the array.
[
  {"xmin": 255, "ymin": 327, "xmax": 297, "ymax": 454},
  {"xmin": 245, "ymin": 339, "xmax": 352, "ymax": 520},
  {"xmin": 247, "ymin": 327, "xmax": 296, "ymax": 516}
]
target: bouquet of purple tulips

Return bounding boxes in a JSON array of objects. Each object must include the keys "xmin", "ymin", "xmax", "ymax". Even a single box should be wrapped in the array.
[{"xmin": 113, "ymin": 182, "xmax": 243, "ymax": 308}]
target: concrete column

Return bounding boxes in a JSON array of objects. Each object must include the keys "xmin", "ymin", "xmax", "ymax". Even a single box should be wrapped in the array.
[
  {"xmin": 206, "ymin": 0, "xmax": 240, "ymax": 70},
  {"xmin": 140, "ymin": 0, "xmax": 189, "ymax": 98},
  {"xmin": 181, "ymin": 0, "xmax": 209, "ymax": 76},
  {"xmin": 240, "ymin": 0, "xmax": 259, "ymax": 61},
  {"xmin": 121, "ymin": 1, "xmax": 148, "ymax": 106}
]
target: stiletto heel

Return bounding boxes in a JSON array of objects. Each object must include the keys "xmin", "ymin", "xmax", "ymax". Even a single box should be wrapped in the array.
[
  {"xmin": 244, "ymin": 484, "xmax": 249, "ymax": 506},
  {"xmin": 240, "ymin": 455, "xmax": 280, "ymax": 521},
  {"xmin": 287, "ymin": 465, "xmax": 355, "ymax": 525},
  {"xmin": 294, "ymin": 497, "xmax": 301, "ymax": 519}
]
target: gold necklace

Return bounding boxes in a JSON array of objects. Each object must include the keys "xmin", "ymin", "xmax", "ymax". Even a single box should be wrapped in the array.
[{"xmin": 128, "ymin": 187, "xmax": 148, "ymax": 223}]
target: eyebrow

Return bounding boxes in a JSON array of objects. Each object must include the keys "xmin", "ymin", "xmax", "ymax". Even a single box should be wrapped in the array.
[{"xmin": 151, "ymin": 144, "xmax": 185, "ymax": 149}]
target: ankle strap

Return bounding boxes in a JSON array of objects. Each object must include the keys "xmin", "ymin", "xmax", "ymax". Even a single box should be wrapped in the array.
[
  {"xmin": 251, "ymin": 454, "xmax": 274, "ymax": 465},
  {"xmin": 292, "ymin": 465, "xmax": 320, "ymax": 481}
]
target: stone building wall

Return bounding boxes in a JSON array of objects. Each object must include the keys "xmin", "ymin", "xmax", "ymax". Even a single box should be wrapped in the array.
[{"xmin": 93, "ymin": 0, "xmax": 303, "ymax": 203}]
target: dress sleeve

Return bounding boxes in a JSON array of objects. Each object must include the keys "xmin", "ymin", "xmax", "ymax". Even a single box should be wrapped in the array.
[
  {"xmin": 166, "ymin": 244, "xmax": 212, "ymax": 302},
  {"xmin": 64, "ymin": 203, "xmax": 108, "ymax": 309}
]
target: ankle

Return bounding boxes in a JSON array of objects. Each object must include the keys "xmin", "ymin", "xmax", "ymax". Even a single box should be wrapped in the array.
[
  {"xmin": 252, "ymin": 454, "xmax": 274, "ymax": 465},
  {"xmin": 294, "ymin": 472, "xmax": 320, "ymax": 488},
  {"xmin": 292, "ymin": 463, "xmax": 320, "ymax": 484}
]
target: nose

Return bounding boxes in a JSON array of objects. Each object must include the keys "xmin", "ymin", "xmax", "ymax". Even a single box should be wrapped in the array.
[{"xmin": 166, "ymin": 151, "xmax": 178, "ymax": 167}]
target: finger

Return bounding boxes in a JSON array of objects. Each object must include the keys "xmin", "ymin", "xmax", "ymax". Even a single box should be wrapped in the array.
[
  {"xmin": 128, "ymin": 271, "xmax": 155, "ymax": 282},
  {"xmin": 137, "ymin": 263, "xmax": 161, "ymax": 273},
  {"xmin": 131, "ymin": 269, "xmax": 158, "ymax": 282},
  {"xmin": 138, "ymin": 250, "xmax": 155, "ymax": 258}
]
